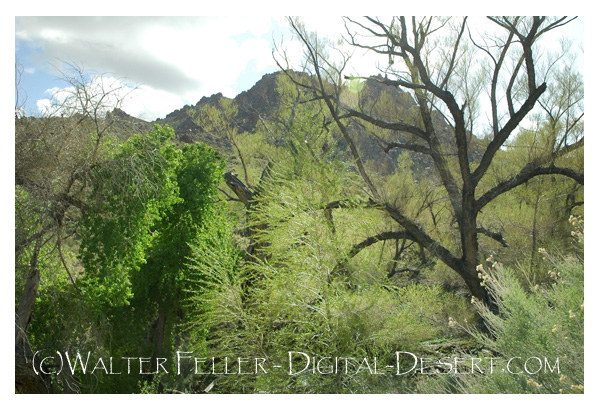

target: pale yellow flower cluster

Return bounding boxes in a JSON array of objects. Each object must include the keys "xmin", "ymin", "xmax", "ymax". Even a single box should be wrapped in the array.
[
  {"xmin": 474, "ymin": 256, "xmax": 502, "ymax": 288},
  {"xmin": 527, "ymin": 379, "xmax": 543, "ymax": 389},
  {"xmin": 478, "ymin": 270, "xmax": 496, "ymax": 288},
  {"xmin": 569, "ymin": 215, "xmax": 584, "ymax": 242},
  {"xmin": 548, "ymin": 270, "xmax": 561, "ymax": 280}
]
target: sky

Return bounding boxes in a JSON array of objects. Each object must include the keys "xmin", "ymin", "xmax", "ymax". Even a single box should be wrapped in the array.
[
  {"xmin": 15, "ymin": 15, "xmax": 377, "ymax": 121},
  {"xmin": 14, "ymin": 14, "xmax": 586, "ymax": 123},
  {"xmin": 15, "ymin": 16, "xmax": 292, "ymax": 120},
  {"xmin": 15, "ymin": 14, "xmax": 586, "ymax": 123}
]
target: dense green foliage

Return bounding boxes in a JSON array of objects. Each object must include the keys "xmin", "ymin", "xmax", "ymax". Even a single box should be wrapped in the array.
[
  {"xmin": 15, "ymin": 122, "xmax": 230, "ymax": 393},
  {"xmin": 180, "ymin": 111, "xmax": 478, "ymax": 392},
  {"xmin": 15, "ymin": 87, "xmax": 583, "ymax": 394}
]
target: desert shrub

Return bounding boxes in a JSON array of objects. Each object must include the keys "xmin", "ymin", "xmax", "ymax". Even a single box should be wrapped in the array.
[
  {"xmin": 182, "ymin": 210, "xmax": 478, "ymax": 393},
  {"xmin": 417, "ymin": 248, "xmax": 583, "ymax": 394}
]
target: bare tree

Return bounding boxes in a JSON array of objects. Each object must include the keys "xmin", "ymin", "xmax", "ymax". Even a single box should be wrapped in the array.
[
  {"xmin": 276, "ymin": 16, "xmax": 583, "ymax": 309},
  {"xmin": 15, "ymin": 60, "xmax": 27, "ymax": 118}
]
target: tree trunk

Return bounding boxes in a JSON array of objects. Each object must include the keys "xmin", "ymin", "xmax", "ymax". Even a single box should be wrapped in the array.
[
  {"xmin": 153, "ymin": 308, "xmax": 167, "ymax": 358},
  {"xmin": 459, "ymin": 195, "xmax": 498, "ymax": 313},
  {"xmin": 530, "ymin": 181, "xmax": 542, "ymax": 272},
  {"xmin": 15, "ymin": 329, "xmax": 51, "ymax": 394},
  {"xmin": 16, "ymin": 241, "xmax": 42, "ymax": 334},
  {"xmin": 15, "ymin": 239, "xmax": 50, "ymax": 393}
]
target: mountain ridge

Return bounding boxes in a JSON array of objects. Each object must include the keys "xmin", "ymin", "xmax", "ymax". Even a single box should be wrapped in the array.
[{"xmin": 86, "ymin": 70, "xmax": 484, "ymax": 173}]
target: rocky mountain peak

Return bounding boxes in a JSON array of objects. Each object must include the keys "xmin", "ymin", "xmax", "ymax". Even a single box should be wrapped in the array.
[{"xmin": 108, "ymin": 70, "xmax": 480, "ymax": 174}]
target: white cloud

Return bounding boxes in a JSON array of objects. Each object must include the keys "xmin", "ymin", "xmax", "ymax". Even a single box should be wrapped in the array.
[
  {"xmin": 16, "ymin": 16, "xmax": 282, "ymax": 119},
  {"xmin": 123, "ymin": 85, "xmax": 187, "ymax": 121},
  {"xmin": 239, "ymin": 37, "xmax": 274, "ymax": 72},
  {"xmin": 17, "ymin": 16, "xmax": 584, "ymax": 122},
  {"xmin": 36, "ymin": 79, "xmax": 187, "ymax": 122},
  {"xmin": 17, "ymin": 16, "xmax": 388, "ymax": 120}
]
